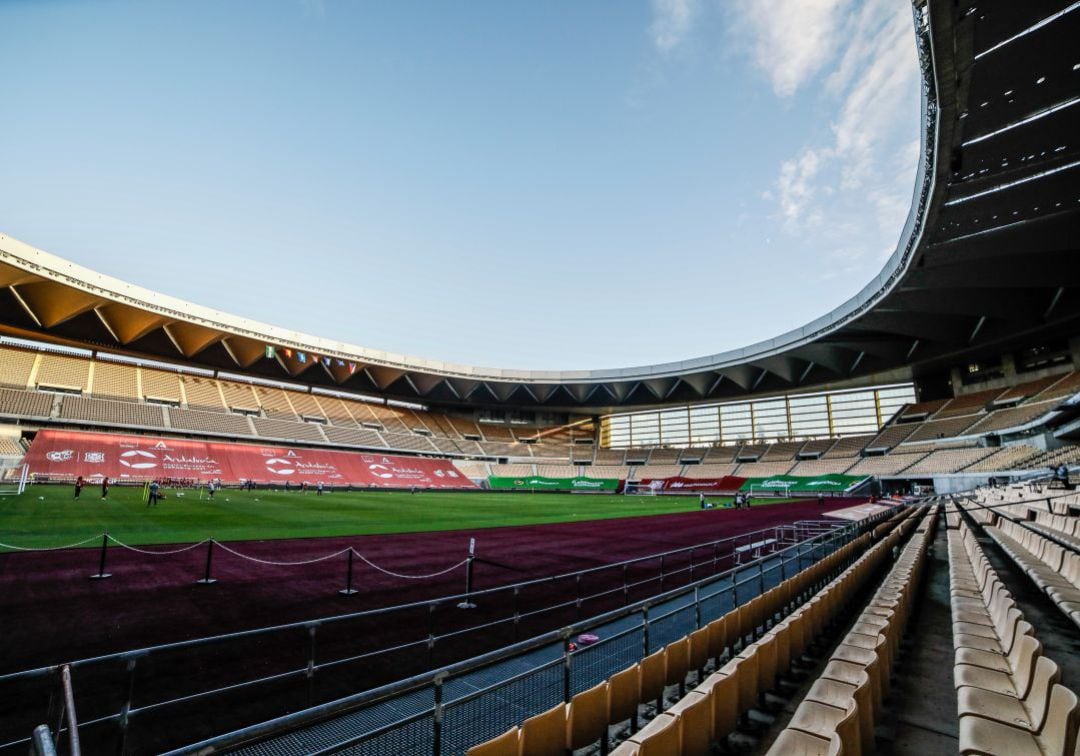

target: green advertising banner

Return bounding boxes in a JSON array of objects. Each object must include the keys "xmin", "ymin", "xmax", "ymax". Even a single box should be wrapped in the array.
[
  {"xmin": 488, "ymin": 476, "xmax": 621, "ymax": 492},
  {"xmin": 738, "ymin": 474, "xmax": 867, "ymax": 493}
]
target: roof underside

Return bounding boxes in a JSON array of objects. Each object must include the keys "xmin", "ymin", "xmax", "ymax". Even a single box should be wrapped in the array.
[{"xmin": 1, "ymin": 0, "xmax": 1078, "ymax": 412}]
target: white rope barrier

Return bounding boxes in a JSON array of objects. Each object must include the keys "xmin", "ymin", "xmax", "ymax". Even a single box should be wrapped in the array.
[
  {"xmin": 106, "ymin": 535, "xmax": 212, "ymax": 556},
  {"xmin": 352, "ymin": 550, "xmax": 469, "ymax": 579},
  {"xmin": 0, "ymin": 532, "xmax": 470, "ymax": 580},
  {"xmin": 0, "ymin": 534, "xmax": 103, "ymax": 552},
  {"xmin": 212, "ymin": 541, "xmax": 353, "ymax": 567}
]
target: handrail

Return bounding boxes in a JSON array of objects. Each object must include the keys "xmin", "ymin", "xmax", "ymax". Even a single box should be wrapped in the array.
[
  {"xmin": 4, "ymin": 507, "xmax": 894, "ymax": 754},
  {"xmin": 165, "ymin": 516, "xmax": 884, "ymax": 755},
  {"xmin": 0, "ymin": 519, "xmax": 834, "ymax": 684}
]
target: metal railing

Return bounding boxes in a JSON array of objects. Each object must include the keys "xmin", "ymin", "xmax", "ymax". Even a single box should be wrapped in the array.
[
  {"xmin": 167, "ymin": 512, "xmax": 896, "ymax": 755},
  {"xmin": 1, "ymin": 510, "xmax": 896, "ymax": 755}
]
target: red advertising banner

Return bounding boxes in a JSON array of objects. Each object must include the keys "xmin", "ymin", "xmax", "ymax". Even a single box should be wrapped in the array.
[
  {"xmin": 21, "ymin": 430, "xmax": 475, "ymax": 489},
  {"xmin": 639, "ymin": 476, "xmax": 747, "ymax": 493}
]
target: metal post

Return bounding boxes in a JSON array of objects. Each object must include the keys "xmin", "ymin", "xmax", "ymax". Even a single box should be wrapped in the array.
[
  {"xmin": 623, "ymin": 564, "xmax": 629, "ymax": 605},
  {"xmin": 338, "ymin": 549, "xmax": 358, "ymax": 596},
  {"xmin": 562, "ymin": 635, "xmax": 573, "ymax": 703},
  {"xmin": 659, "ymin": 555, "xmax": 665, "ymax": 593},
  {"xmin": 60, "ymin": 665, "xmax": 81, "ymax": 756},
  {"xmin": 195, "ymin": 540, "xmax": 217, "ymax": 584},
  {"xmin": 456, "ymin": 538, "xmax": 476, "ymax": 609},
  {"xmin": 117, "ymin": 657, "xmax": 137, "ymax": 756},
  {"xmin": 89, "ymin": 532, "xmax": 111, "ymax": 579},
  {"xmin": 306, "ymin": 625, "xmax": 318, "ymax": 706},
  {"xmin": 432, "ymin": 672, "xmax": 445, "ymax": 756}
]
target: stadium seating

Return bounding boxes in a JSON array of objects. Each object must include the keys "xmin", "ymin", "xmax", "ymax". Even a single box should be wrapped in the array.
[
  {"xmin": 34, "ymin": 353, "xmax": 89, "ymax": 392},
  {"xmin": 823, "ymin": 436, "xmax": 873, "ymax": 458},
  {"xmin": 965, "ymin": 446, "xmax": 1040, "ymax": 473},
  {"xmin": 902, "ymin": 448, "xmax": 996, "ymax": 475},
  {"xmin": 182, "ymin": 376, "xmax": 227, "ymax": 411},
  {"xmin": 169, "ymin": 407, "xmax": 254, "ymax": 436},
  {"xmin": 1036, "ymin": 372, "xmax": 1080, "ymax": 401},
  {"xmin": 965, "ymin": 401, "xmax": 1061, "ymax": 435},
  {"xmin": 141, "ymin": 368, "xmax": 183, "ymax": 403},
  {"xmin": 631, "ymin": 465, "xmax": 684, "ymax": 480},
  {"xmin": 467, "ymin": 504, "xmax": 928, "ymax": 756},
  {"xmin": 846, "ymin": 453, "xmax": 926, "ymax": 476},
  {"xmin": 219, "ymin": 381, "xmax": 262, "ymax": 414},
  {"xmin": 937, "ymin": 388, "xmax": 1007, "ymax": 418},
  {"xmin": 946, "ymin": 518, "xmax": 1080, "ymax": 753},
  {"xmin": 0, "ymin": 387, "xmax": 53, "ymax": 420},
  {"xmin": 254, "ymin": 386, "xmax": 298, "ymax": 420},
  {"xmin": 320, "ymin": 424, "xmax": 388, "ymax": 448},
  {"xmin": 59, "ymin": 395, "xmax": 166, "ymax": 429},
  {"xmin": 904, "ymin": 415, "xmax": 983, "ymax": 443},
  {"xmin": 89, "ymin": 360, "xmax": 139, "ymax": 401},
  {"xmin": 489, "ymin": 463, "xmax": 535, "ymax": 478},
  {"xmin": 735, "ymin": 460, "xmax": 796, "ymax": 477},
  {"xmin": 683, "ymin": 463, "xmax": 738, "ymax": 479},
  {"xmin": 0, "ymin": 346, "xmax": 37, "ymax": 388},
  {"xmin": 248, "ymin": 416, "xmax": 327, "ymax": 443},
  {"xmin": 788, "ymin": 457, "xmax": 857, "ymax": 476}
]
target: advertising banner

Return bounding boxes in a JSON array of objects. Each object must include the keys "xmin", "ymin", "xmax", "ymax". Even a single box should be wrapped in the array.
[
  {"xmin": 487, "ymin": 476, "xmax": 620, "ymax": 492},
  {"xmin": 22, "ymin": 429, "xmax": 475, "ymax": 488},
  {"xmin": 638, "ymin": 476, "xmax": 747, "ymax": 493},
  {"xmin": 738, "ymin": 474, "xmax": 867, "ymax": 493}
]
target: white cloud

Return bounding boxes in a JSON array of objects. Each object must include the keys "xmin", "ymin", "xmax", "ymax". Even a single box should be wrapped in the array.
[
  {"xmin": 736, "ymin": 0, "xmax": 853, "ymax": 97},
  {"xmin": 755, "ymin": 0, "xmax": 920, "ymax": 286},
  {"xmin": 650, "ymin": 0, "xmax": 697, "ymax": 53}
]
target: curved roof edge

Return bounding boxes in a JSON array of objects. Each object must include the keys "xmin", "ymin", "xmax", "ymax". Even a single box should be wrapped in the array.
[{"xmin": 0, "ymin": 7, "xmax": 936, "ymax": 387}]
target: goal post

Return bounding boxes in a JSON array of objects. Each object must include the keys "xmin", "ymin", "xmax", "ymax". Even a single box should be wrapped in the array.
[{"xmin": 0, "ymin": 464, "xmax": 29, "ymax": 497}]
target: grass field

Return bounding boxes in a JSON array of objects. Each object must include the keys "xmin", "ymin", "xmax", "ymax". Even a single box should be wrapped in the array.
[{"xmin": 0, "ymin": 484, "xmax": 799, "ymax": 549}]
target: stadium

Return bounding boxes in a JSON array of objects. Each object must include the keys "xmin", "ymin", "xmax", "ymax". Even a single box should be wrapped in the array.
[{"xmin": 1, "ymin": 0, "xmax": 1080, "ymax": 754}]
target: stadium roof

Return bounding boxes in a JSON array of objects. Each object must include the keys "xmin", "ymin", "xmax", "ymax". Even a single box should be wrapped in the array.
[{"xmin": 1, "ymin": 0, "xmax": 1078, "ymax": 412}]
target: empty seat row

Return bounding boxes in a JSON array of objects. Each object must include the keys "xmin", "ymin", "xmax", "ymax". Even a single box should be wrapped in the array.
[
  {"xmin": 947, "ymin": 518, "xmax": 1079, "ymax": 755},
  {"xmin": 467, "ymin": 514, "xmax": 909, "ymax": 756},
  {"xmin": 982, "ymin": 518, "xmax": 1080, "ymax": 631},
  {"xmin": 607, "ymin": 513, "xmax": 919, "ymax": 755},
  {"xmin": 765, "ymin": 504, "xmax": 938, "ymax": 755}
]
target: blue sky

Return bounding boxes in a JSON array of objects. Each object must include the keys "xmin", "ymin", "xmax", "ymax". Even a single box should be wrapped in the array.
[{"xmin": 0, "ymin": 0, "xmax": 920, "ymax": 371}]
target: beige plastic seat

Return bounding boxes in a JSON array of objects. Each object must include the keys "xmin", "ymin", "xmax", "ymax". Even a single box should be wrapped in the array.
[
  {"xmin": 665, "ymin": 637, "xmax": 690, "ymax": 695},
  {"xmin": 804, "ymin": 671, "xmax": 874, "ymax": 754},
  {"xmin": 640, "ymin": 649, "xmax": 667, "ymax": 713},
  {"xmin": 708, "ymin": 611, "xmax": 731, "ymax": 664},
  {"xmin": 688, "ymin": 626, "xmax": 710, "ymax": 678},
  {"xmin": 698, "ymin": 671, "xmax": 739, "ymax": 742},
  {"xmin": 954, "ymin": 636, "xmax": 1041, "ymax": 699},
  {"xmin": 567, "ymin": 681, "xmax": 609, "ymax": 751},
  {"xmin": 519, "ymin": 702, "xmax": 566, "ymax": 756},
  {"xmin": 788, "ymin": 699, "xmax": 861, "ymax": 756},
  {"xmin": 610, "ymin": 708, "xmax": 682, "ymax": 756},
  {"xmin": 724, "ymin": 646, "xmax": 760, "ymax": 717},
  {"xmin": 609, "ymin": 663, "xmax": 641, "ymax": 731},
  {"xmin": 465, "ymin": 726, "xmax": 519, "ymax": 756},
  {"xmin": 765, "ymin": 728, "xmax": 843, "ymax": 755},
  {"xmin": 959, "ymin": 684, "xmax": 1079, "ymax": 756},
  {"xmin": 662, "ymin": 690, "xmax": 713, "ymax": 755},
  {"xmin": 958, "ymin": 657, "xmax": 1060, "ymax": 732}
]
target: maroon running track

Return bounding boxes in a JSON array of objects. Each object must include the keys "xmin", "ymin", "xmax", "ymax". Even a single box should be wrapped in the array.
[{"xmin": 0, "ymin": 497, "xmax": 864, "ymax": 753}]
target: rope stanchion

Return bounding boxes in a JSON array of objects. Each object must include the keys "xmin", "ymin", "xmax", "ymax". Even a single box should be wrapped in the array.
[
  {"xmin": 195, "ymin": 540, "xmax": 217, "ymax": 585},
  {"xmin": 338, "ymin": 549, "xmax": 358, "ymax": 596},
  {"xmin": 456, "ymin": 538, "xmax": 477, "ymax": 610},
  {"xmin": 89, "ymin": 532, "xmax": 111, "ymax": 580}
]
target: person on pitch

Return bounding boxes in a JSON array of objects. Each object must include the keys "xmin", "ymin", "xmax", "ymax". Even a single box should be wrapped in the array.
[{"xmin": 74, "ymin": 475, "xmax": 84, "ymax": 500}]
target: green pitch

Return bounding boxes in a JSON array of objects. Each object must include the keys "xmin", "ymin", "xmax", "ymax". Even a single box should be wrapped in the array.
[{"xmin": 0, "ymin": 484, "xmax": 798, "ymax": 550}]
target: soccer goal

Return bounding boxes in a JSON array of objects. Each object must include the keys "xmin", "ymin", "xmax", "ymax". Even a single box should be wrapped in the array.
[
  {"xmin": 0, "ymin": 464, "xmax": 29, "ymax": 497},
  {"xmin": 625, "ymin": 482, "xmax": 659, "ymax": 496},
  {"xmin": 748, "ymin": 482, "xmax": 791, "ymax": 499}
]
